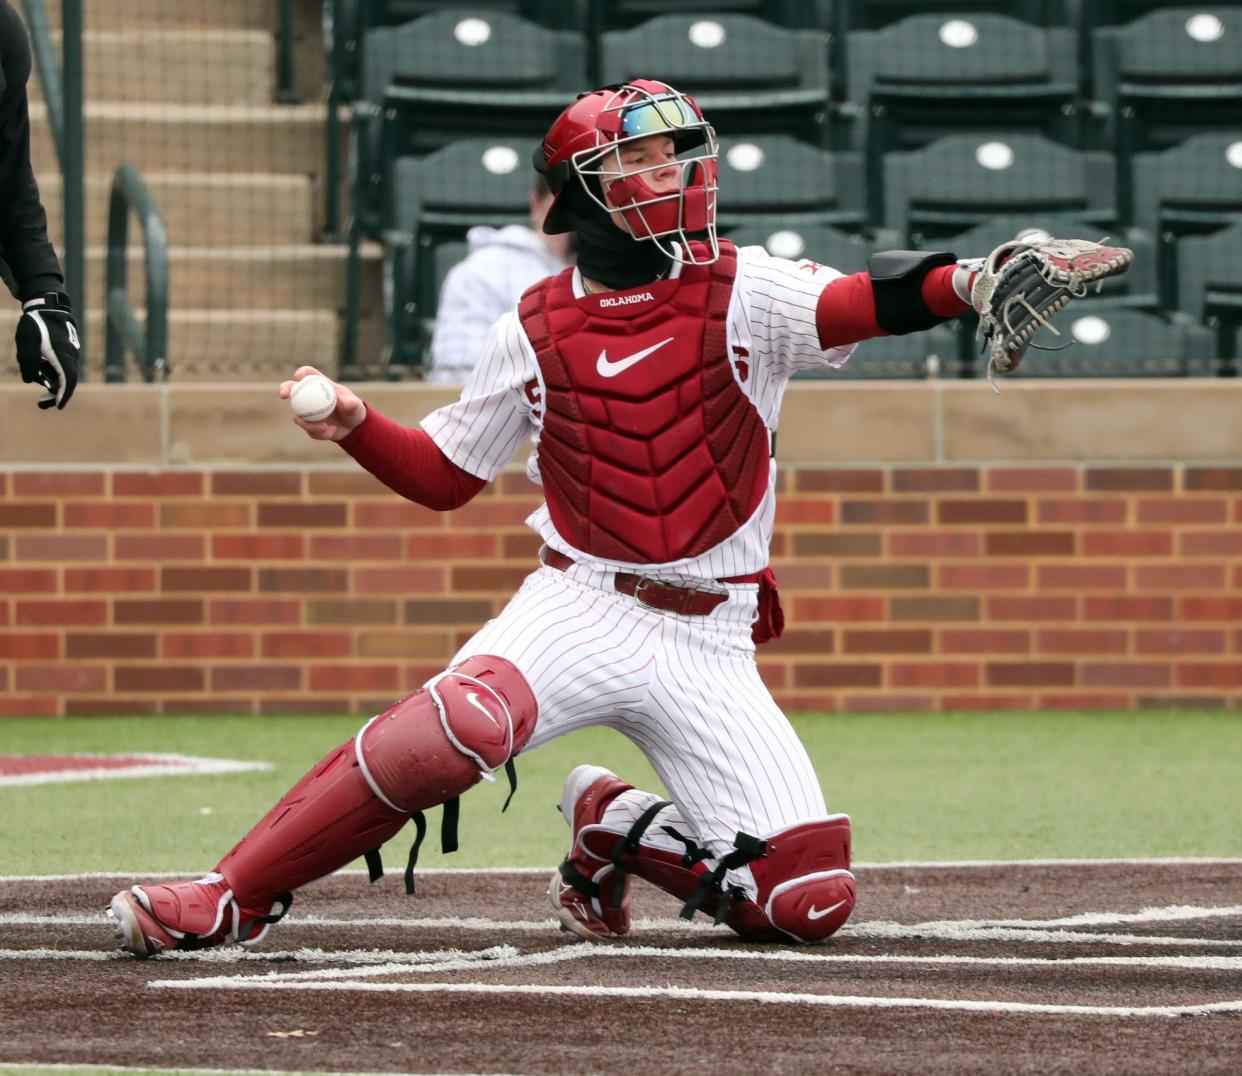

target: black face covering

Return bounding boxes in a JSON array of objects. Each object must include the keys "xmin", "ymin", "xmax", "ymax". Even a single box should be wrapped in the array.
[{"xmin": 560, "ymin": 181, "xmax": 672, "ymax": 291}]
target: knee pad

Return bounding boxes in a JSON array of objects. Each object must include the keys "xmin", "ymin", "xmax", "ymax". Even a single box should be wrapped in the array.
[
  {"xmin": 730, "ymin": 815, "xmax": 856, "ymax": 943},
  {"xmin": 357, "ymin": 654, "xmax": 537, "ymax": 814}
]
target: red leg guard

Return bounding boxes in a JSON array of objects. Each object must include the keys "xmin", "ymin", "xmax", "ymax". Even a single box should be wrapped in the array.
[
  {"xmin": 582, "ymin": 812, "xmax": 856, "ymax": 944},
  {"xmin": 216, "ymin": 739, "xmax": 409, "ymax": 910},
  {"xmin": 735, "ymin": 815, "xmax": 856, "ymax": 943},
  {"xmin": 217, "ymin": 655, "xmax": 536, "ymax": 909}
]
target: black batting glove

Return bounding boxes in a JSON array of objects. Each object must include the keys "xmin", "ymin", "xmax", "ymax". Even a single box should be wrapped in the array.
[{"xmin": 16, "ymin": 290, "xmax": 81, "ymax": 410}]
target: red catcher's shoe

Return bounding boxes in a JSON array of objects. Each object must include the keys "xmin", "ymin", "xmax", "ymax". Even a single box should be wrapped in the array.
[
  {"xmin": 549, "ymin": 765, "xmax": 635, "ymax": 942},
  {"xmin": 108, "ymin": 873, "xmax": 290, "ymax": 958}
]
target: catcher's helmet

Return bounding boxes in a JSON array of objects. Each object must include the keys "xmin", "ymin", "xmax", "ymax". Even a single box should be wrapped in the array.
[{"xmin": 536, "ymin": 79, "xmax": 719, "ymax": 265}]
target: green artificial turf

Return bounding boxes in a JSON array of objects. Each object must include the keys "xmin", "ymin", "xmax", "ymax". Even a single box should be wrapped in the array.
[{"xmin": 1, "ymin": 710, "xmax": 1240, "ymax": 875}]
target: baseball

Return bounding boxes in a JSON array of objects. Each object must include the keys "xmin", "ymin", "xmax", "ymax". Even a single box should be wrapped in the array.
[{"xmin": 289, "ymin": 374, "xmax": 337, "ymax": 422}]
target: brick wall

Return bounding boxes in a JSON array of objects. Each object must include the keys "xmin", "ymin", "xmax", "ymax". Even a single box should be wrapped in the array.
[{"xmin": 3, "ymin": 463, "xmax": 1240, "ymax": 717}]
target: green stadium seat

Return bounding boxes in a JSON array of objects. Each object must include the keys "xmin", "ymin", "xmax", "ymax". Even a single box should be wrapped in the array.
[
  {"xmin": 715, "ymin": 137, "xmax": 866, "ymax": 231},
  {"xmin": 339, "ymin": 11, "xmax": 585, "ymax": 367},
  {"xmin": 882, "ymin": 134, "xmax": 1116, "ymax": 244},
  {"xmin": 845, "ymin": 14, "xmax": 1082, "ymax": 220},
  {"xmin": 330, "ymin": 1, "xmax": 576, "ymax": 100},
  {"xmin": 363, "ymin": 11, "xmax": 586, "ymax": 153},
  {"xmin": 1177, "ymin": 221, "xmax": 1242, "ymax": 366},
  {"xmin": 725, "ymin": 222, "xmax": 879, "ymax": 274},
  {"xmin": 835, "ymin": 0, "xmax": 1067, "ymax": 31},
  {"xmin": 386, "ymin": 140, "xmax": 537, "ymax": 367},
  {"xmin": 1092, "ymin": 7, "xmax": 1242, "ymax": 183},
  {"xmin": 598, "ymin": 14, "xmax": 832, "ymax": 146},
  {"xmin": 937, "ymin": 213, "xmax": 1159, "ymax": 307},
  {"xmin": 971, "ymin": 301, "xmax": 1217, "ymax": 378},
  {"xmin": 590, "ymin": 0, "xmax": 831, "ymax": 34},
  {"xmin": 1131, "ymin": 135, "xmax": 1242, "ymax": 305},
  {"xmin": 795, "ymin": 323, "xmax": 962, "ymax": 380},
  {"xmin": 1076, "ymin": 0, "xmax": 1214, "ymax": 91}
]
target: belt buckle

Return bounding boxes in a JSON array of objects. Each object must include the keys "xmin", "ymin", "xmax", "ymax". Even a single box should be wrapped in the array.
[
  {"xmin": 633, "ymin": 575, "xmax": 691, "ymax": 615},
  {"xmin": 632, "ymin": 576, "xmax": 661, "ymax": 609}
]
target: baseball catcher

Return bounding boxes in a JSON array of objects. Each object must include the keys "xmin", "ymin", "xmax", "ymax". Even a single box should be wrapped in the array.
[{"xmin": 108, "ymin": 80, "xmax": 1130, "ymax": 956}]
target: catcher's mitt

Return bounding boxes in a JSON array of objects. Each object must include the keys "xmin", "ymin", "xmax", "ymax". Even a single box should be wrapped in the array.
[{"xmin": 970, "ymin": 238, "xmax": 1134, "ymax": 390}]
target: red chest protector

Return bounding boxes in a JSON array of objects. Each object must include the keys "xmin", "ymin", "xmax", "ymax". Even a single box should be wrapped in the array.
[{"xmin": 518, "ymin": 240, "xmax": 770, "ymax": 564}]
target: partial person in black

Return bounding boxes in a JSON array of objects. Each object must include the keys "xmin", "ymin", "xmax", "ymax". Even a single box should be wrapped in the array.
[{"xmin": 0, "ymin": 0, "xmax": 79, "ymax": 410}]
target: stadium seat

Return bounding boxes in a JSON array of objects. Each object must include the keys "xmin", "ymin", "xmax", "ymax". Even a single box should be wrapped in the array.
[
  {"xmin": 846, "ymin": 14, "xmax": 1081, "ymax": 219},
  {"xmin": 882, "ymin": 134, "xmax": 1117, "ymax": 244},
  {"xmin": 834, "ymin": 0, "xmax": 1068, "ymax": 31},
  {"xmin": 1076, "ymin": 0, "xmax": 1214, "ymax": 91},
  {"xmin": 794, "ymin": 323, "xmax": 962, "ymax": 380},
  {"xmin": 725, "ymin": 222, "xmax": 879, "ymax": 275},
  {"xmin": 589, "ymin": 0, "xmax": 831, "ymax": 34},
  {"xmin": 1177, "ymin": 220, "xmax": 1242, "ymax": 367},
  {"xmin": 385, "ymin": 140, "xmax": 537, "ymax": 368},
  {"xmin": 938, "ymin": 213, "xmax": 1159, "ymax": 307},
  {"xmin": 971, "ymin": 301, "xmax": 1217, "ymax": 378},
  {"xmin": 715, "ymin": 137, "xmax": 866, "ymax": 231},
  {"xmin": 361, "ymin": 10, "xmax": 586, "ymax": 152},
  {"xmin": 330, "ymin": 1, "xmax": 575, "ymax": 100},
  {"xmin": 598, "ymin": 14, "xmax": 833, "ymax": 146},
  {"xmin": 1131, "ymin": 135, "xmax": 1242, "ymax": 305},
  {"xmin": 1092, "ymin": 7, "xmax": 1242, "ymax": 181}
]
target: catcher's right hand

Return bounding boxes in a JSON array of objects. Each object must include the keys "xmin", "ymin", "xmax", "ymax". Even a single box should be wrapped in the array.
[
  {"xmin": 970, "ymin": 238, "xmax": 1134, "ymax": 390},
  {"xmin": 277, "ymin": 366, "xmax": 367, "ymax": 442}
]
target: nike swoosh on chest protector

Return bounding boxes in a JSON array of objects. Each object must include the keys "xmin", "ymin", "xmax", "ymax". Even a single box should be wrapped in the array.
[{"xmin": 595, "ymin": 336, "xmax": 675, "ymax": 378}]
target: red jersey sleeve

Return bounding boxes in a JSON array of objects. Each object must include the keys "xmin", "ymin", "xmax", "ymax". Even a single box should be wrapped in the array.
[
  {"xmin": 815, "ymin": 265, "xmax": 969, "ymax": 350},
  {"xmin": 338, "ymin": 407, "xmax": 487, "ymax": 511}
]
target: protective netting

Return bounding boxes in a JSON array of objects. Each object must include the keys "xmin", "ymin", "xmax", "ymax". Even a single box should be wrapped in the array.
[
  {"xmin": 19, "ymin": 1, "xmax": 1241, "ymax": 382},
  {"xmin": 24, "ymin": 0, "xmax": 379, "ymax": 383}
]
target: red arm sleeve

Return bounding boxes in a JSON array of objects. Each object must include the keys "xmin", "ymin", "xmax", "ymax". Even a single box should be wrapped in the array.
[
  {"xmin": 815, "ymin": 265, "xmax": 970, "ymax": 350},
  {"xmin": 337, "ymin": 407, "xmax": 486, "ymax": 511}
]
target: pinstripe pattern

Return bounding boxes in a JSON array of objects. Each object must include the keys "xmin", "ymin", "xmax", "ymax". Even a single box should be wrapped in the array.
[
  {"xmin": 448, "ymin": 561, "xmax": 828, "ymax": 888},
  {"xmin": 420, "ymin": 244, "xmax": 852, "ymax": 887}
]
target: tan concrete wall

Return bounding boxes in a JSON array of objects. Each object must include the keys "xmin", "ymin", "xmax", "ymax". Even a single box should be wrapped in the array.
[{"xmin": 4, "ymin": 381, "xmax": 1240, "ymax": 467}]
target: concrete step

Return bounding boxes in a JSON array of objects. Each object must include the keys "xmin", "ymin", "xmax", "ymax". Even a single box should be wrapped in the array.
[
  {"xmin": 28, "ymin": 32, "xmax": 276, "ymax": 107},
  {"xmin": 30, "ymin": 102, "xmax": 327, "ymax": 177},
  {"xmin": 83, "ymin": 244, "xmax": 382, "ymax": 319},
  {"xmin": 39, "ymin": 0, "xmax": 279, "ymax": 31},
  {"xmin": 42, "ymin": 173, "xmax": 315, "ymax": 248},
  {"xmin": 83, "ymin": 309, "xmax": 335, "ymax": 380},
  {"xmin": 81, "ymin": 311, "xmax": 387, "ymax": 382}
]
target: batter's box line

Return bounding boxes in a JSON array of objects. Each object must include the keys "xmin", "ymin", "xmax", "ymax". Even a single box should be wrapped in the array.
[{"xmin": 144, "ymin": 976, "xmax": 1242, "ymax": 1018}]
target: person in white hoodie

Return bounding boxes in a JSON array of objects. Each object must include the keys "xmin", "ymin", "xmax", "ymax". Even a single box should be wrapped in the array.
[{"xmin": 425, "ymin": 175, "xmax": 572, "ymax": 382}]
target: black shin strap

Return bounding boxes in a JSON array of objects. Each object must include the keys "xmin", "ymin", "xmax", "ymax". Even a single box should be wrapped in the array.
[
  {"xmin": 680, "ymin": 832, "xmax": 768, "ymax": 923},
  {"xmin": 558, "ymin": 858, "xmax": 600, "ymax": 897},
  {"xmin": 236, "ymin": 891, "xmax": 294, "ymax": 945},
  {"xmin": 660, "ymin": 824, "xmax": 713, "ymax": 869},
  {"xmin": 363, "ymin": 848, "xmax": 383, "ymax": 884},
  {"xmin": 403, "ymin": 758, "xmax": 519, "ymax": 896},
  {"xmin": 403, "ymin": 811, "xmax": 429, "ymax": 895},
  {"xmin": 441, "ymin": 797, "xmax": 460, "ymax": 855},
  {"xmin": 502, "ymin": 758, "xmax": 518, "ymax": 812},
  {"xmin": 608, "ymin": 799, "xmax": 672, "ymax": 908}
]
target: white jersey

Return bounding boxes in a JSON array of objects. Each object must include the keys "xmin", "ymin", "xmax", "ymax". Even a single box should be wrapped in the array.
[{"xmin": 421, "ymin": 245, "xmax": 856, "ymax": 581}]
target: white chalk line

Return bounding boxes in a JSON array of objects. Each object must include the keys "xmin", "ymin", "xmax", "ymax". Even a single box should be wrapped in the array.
[
  {"xmin": 0, "ymin": 753, "xmax": 273, "ymax": 787},
  {"xmin": 4, "ymin": 857, "xmax": 1242, "ymax": 882},
  {"xmin": 143, "ymin": 976, "xmax": 1242, "ymax": 1018},
  {"xmin": 6, "ymin": 902, "xmax": 1239, "ymax": 946},
  {"xmin": 10, "ymin": 941, "xmax": 1242, "ymax": 974}
]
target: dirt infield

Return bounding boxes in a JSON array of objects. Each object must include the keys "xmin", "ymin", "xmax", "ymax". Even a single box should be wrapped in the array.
[{"xmin": 2, "ymin": 861, "xmax": 1240, "ymax": 1074}]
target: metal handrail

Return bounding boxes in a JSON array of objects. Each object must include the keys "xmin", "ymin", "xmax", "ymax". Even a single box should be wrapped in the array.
[{"xmin": 104, "ymin": 165, "xmax": 169, "ymax": 383}]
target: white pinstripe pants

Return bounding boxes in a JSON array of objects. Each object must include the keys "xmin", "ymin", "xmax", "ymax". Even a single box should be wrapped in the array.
[{"xmin": 449, "ymin": 560, "xmax": 829, "ymax": 877}]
